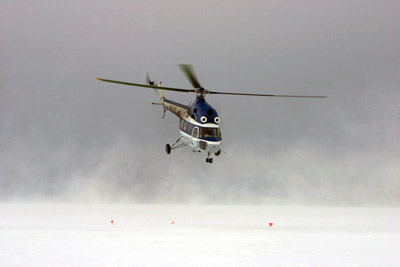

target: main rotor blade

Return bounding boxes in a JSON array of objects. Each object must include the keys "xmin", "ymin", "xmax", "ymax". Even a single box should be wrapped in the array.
[
  {"xmin": 95, "ymin": 78, "xmax": 196, "ymax": 93},
  {"xmin": 179, "ymin": 64, "xmax": 202, "ymax": 89},
  {"xmin": 208, "ymin": 91, "xmax": 327, "ymax": 98}
]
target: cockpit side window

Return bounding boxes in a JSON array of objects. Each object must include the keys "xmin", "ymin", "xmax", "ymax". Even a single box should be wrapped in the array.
[
  {"xmin": 183, "ymin": 121, "xmax": 188, "ymax": 131},
  {"xmin": 187, "ymin": 123, "xmax": 193, "ymax": 134}
]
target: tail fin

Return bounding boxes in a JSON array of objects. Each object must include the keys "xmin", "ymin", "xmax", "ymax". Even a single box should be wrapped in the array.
[
  {"xmin": 158, "ymin": 88, "xmax": 165, "ymax": 101},
  {"xmin": 146, "ymin": 72, "xmax": 164, "ymax": 101}
]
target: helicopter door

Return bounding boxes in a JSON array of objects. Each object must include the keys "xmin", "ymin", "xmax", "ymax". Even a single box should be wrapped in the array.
[{"xmin": 191, "ymin": 127, "xmax": 199, "ymax": 148}]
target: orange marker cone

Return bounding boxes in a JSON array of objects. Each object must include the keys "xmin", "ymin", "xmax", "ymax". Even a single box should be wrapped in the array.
[{"xmin": 171, "ymin": 220, "xmax": 175, "ymax": 224}]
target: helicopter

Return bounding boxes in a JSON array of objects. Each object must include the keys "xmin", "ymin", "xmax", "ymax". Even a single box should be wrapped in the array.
[{"xmin": 96, "ymin": 65, "xmax": 326, "ymax": 163}]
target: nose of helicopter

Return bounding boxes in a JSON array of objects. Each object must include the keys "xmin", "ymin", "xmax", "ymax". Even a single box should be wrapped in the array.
[
  {"xmin": 199, "ymin": 140, "xmax": 222, "ymax": 153},
  {"xmin": 208, "ymin": 142, "xmax": 222, "ymax": 153}
]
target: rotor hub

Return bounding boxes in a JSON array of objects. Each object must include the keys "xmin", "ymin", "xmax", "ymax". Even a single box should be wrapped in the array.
[{"xmin": 196, "ymin": 87, "xmax": 210, "ymax": 98}]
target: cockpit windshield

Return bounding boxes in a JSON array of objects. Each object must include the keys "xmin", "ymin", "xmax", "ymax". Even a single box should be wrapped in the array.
[{"xmin": 199, "ymin": 127, "xmax": 222, "ymax": 139}]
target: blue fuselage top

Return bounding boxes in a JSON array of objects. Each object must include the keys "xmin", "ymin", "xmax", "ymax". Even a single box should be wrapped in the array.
[{"xmin": 188, "ymin": 97, "xmax": 219, "ymax": 125}]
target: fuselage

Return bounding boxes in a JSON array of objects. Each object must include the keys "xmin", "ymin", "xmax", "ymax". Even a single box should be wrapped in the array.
[{"xmin": 162, "ymin": 96, "xmax": 222, "ymax": 154}]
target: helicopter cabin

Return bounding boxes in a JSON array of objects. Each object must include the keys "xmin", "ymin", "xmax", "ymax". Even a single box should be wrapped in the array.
[
  {"xmin": 179, "ymin": 118, "xmax": 222, "ymax": 151},
  {"xmin": 180, "ymin": 119, "xmax": 221, "ymax": 140}
]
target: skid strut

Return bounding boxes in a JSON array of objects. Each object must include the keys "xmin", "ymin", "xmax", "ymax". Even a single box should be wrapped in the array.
[{"xmin": 165, "ymin": 137, "xmax": 187, "ymax": 154}]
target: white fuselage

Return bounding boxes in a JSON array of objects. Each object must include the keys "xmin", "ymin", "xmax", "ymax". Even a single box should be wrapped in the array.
[{"xmin": 178, "ymin": 117, "xmax": 222, "ymax": 154}]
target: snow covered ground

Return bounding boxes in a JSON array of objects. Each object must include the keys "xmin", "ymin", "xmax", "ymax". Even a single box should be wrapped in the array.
[{"xmin": 1, "ymin": 204, "xmax": 399, "ymax": 266}]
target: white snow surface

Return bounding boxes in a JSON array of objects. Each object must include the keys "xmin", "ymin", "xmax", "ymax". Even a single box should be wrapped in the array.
[{"xmin": 1, "ymin": 204, "xmax": 399, "ymax": 266}]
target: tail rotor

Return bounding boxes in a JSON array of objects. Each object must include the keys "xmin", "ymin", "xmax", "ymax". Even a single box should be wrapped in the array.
[
  {"xmin": 146, "ymin": 72, "xmax": 154, "ymax": 86},
  {"xmin": 147, "ymin": 72, "xmax": 159, "ymax": 97},
  {"xmin": 146, "ymin": 72, "xmax": 164, "ymax": 100}
]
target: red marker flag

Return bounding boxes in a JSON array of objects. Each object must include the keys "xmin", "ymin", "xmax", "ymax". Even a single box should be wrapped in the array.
[
  {"xmin": 269, "ymin": 222, "xmax": 273, "ymax": 227},
  {"xmin": 110, "ymin": 219, "xmax": 114, "ymax": 224}
]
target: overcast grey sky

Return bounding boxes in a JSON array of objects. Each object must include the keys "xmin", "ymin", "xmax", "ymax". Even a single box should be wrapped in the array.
[{"xmin": 1, "ymin": 0, "xmax": 399, "ymax": 205}]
